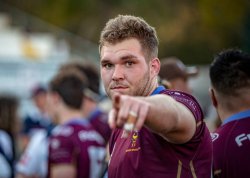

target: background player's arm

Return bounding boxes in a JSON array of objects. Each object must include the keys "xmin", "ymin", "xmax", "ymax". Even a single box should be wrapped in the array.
[
  {"xmin": 15, "ymin": 173, "xmax": 39, "ymax": 178},
  {"xmin": 51, "ymin": 164, "xmax": 76, "ymax": 178}
]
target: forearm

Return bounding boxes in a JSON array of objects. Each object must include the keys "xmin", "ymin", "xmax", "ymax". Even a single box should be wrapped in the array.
[
  {"xmin": 144, "ymin": 94, "xmax": 196, "ymax": 143},
  {"xmin": 51, "ymin": 164, "xmax": 76, "ymax": 178},
  {"xmin": 15, "ymin": 173, "xmax": 39, "ymax": 178},
  {"xmin": 109, "ymin": 93, "xmax": 196, "ymax": 143}
]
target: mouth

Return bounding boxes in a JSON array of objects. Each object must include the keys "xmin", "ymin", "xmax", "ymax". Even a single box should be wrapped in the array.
[{"xmin": 110, "ymin": 86, "xmax": 129, "ymax": 93}]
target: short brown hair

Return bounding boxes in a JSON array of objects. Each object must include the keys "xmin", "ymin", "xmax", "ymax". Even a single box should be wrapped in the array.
[
  {"xmin": 59, "ymin": 61, "xmax": 100, "ymax": 95},
  {"xmin": 59, "ymin": 61, "xmax": 100, "ymax": 101},
  {"xmin": 49, "ymin": 70, "xmax": 88, "ymax": 109},
  {"xmin": 99, "ymin": 15, "xmax": 159, "ymax": 60}
]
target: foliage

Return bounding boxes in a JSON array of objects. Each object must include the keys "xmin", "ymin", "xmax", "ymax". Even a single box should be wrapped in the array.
[{"xmin": 3, "ymin": 0, "xmax": 250, "ymax": 64}]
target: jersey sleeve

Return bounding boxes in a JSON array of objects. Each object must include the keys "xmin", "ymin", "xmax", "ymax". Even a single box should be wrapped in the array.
[
  {"xmin": 16, "ymin": 130, "xmax": 47, "ymax": 175},
  {"xmin": 161, "ymin": 90, "xmax": 205, "ymax": 141},
  {"xmin": 0, "ymin": 154, "xmax": 11, "ymax": 178},
  {"xmin": 162, "ymin": 90, "xmax": 203, "ymax": 120}
]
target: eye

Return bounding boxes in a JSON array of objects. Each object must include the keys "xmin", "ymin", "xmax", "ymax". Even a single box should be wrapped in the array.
[
  {"xmin": 103, "ymin": 63, "xmax": 113, "ymax": 70},
  {"xmin": 125, "ymin": 61, "xmax": 134, "ymax": 67}
]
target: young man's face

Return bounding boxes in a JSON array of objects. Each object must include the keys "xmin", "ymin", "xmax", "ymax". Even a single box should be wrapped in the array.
[
  {"xmin": 100, "ymin": 38, "xmax": 158, "ymax": 98},
  {"xmin": 46, "ymin": 91, "xmax": 59, "ymax": 124}
]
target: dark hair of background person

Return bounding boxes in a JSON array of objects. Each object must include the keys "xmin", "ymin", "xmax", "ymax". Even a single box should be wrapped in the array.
[
  {"xmin": 99, "ymin": 14, "xmax": 159, "ymax": 61},
  {"xmin": 0, "ymin": 95, "xmax": 19, "ymax": 137},
  {"xmin": 59, "ymin": 61, "xmax": 99, "ymax": 95},
  {"xmin": 49, "ymin": 69, "xmax": 88, "ymax": 109},
  {"xmin": 210, "ymin": 48, "xmax": 250, "ymax": 96}
]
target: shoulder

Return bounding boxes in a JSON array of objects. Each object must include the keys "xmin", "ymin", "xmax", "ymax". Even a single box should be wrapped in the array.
[
  {"xmin": 51, "ymin": 123, "xmax": 105, "ymax": 144},
  {"xmin": 0, "ymin": 154, "xmax": 11, "ymax": 177},
  {"xmin": 0, "ymin": 130, "xmax": 13, "ymax": 157},
  {"xmin": 26, "ymin": 130, "xmax": 48, "ymax": 152},
  {"xmin": 51, "ymin": 125, "xmax": 75, "ymax": 137},
  {"xmin": 161, "ymin": 89, "xmax": 203, "ymax": 120}
]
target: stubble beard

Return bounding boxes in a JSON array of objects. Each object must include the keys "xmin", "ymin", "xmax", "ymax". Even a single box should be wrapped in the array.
[
  {"xmin": 133, "ymin": 69, "xmax": 154, "ymax": 96},
  {"xmin": 105, "ymin": 68, "xmax": 154, "ymax": 98}
]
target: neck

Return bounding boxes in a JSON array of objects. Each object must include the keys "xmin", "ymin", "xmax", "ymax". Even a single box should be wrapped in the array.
[
  {"xmin": 82, "ymin": 99, "xmax": 97, "ymax": 118},
  {"xmin": 59, "ymin": 108, "xmax": 83, "ymax": 124},
  {"xmin": 218, "ymin": 106, "xmax": 250, "ymax": 122},
  {"xmin": 216, "ymin": 91, "xmax": 250, "ymax": 122},
  {"xmin": 148, "ymin": 78, "xmax": 159, "ymax": 96}
]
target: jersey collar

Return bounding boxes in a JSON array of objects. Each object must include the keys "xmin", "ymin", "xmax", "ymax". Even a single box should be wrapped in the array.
[
  {"xmin": 150, "ymin": 85, "xmax": 166, "ymax": 96},
  {"xmin": 222, "ymin": 109, "xmax": 250, "ymax": 125}
]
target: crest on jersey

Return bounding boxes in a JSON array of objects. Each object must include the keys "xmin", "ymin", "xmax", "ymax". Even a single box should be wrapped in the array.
[
  {"xmin": 51, "ymin": 138, "xmax": 60, "ymax": 149},
  {"xmin": 125, "ymin": 131, "xmax": 141, "ymax": 152},
  {"xmin": 131, "ymin": 131, "xmax": 139, "ymax": 147}
]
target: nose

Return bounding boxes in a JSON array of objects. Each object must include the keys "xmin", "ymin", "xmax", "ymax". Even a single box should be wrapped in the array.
[{"xmin": 112, "ymin": 65, "xmax": 124, "ymax": 81}]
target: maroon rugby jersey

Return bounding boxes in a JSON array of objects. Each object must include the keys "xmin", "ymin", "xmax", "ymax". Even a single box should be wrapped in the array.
[
  {"xmin": 47, "ymin": 119, "xmax": 106, "ymax": 178},
  {"xmin": 212, "ymin": 110, "xmax": 250, "ymax": 178},
  {"xmin": 108, "ymin": 87, "xmax": 212, "ymax": 178},
  {"xmin": 88, "ymin": 108, "xmax": 111, "ymax": 144}
]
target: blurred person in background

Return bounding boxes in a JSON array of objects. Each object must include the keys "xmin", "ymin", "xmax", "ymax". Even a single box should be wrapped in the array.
[
  {"xmin": 47, "ymin": 69, "xmax": 106, "ymax": 178},
  {"xmin": 59, "ymin": 61, "xmax": 111, "ymax": 143},
  {"xmin": 0, "ymin": 94, "xmax": 19, "ymax": 178},
  {"xmin": 16, "ymin": 89, "xmax": 55, "ymax": 178},
  {"xmin": 158, "ymin": 57, "xmax": 198, "ymax": 94},
  {"xmin": 15, "ymin": 122, "xmax": 55, "ymax": 178},
  {"xmin": 158, "ymin": 57, "xmax": 219, "ymax": 132},
  {"xmin": 209, "ymin": 48, "xmax": 250, "ymax": 178},
  {"xmin": 59, "ymin": 61, "xmax": 111, "ymax": 178},
  {"xmin": 20, "ymin": 84, "xmax": 52, "ymax": 151}
]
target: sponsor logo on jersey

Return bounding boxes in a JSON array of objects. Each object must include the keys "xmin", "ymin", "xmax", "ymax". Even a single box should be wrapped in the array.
[
  {"xmin": 235, "ymin": 133, "xmax": 250, "ymax": 147},
  {"xmin": 52, "ymin": 126, "xmax": 73, "ymax": 137},
  {"xmin": 78, "ymin": 130, "xmax": 104, "ymax": 144},
  {"xmin": 211, "ymin": 133, "xmax": 219, "ymax": 142}
]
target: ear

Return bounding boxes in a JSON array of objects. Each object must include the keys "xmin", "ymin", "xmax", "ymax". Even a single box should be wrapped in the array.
[
  {"xmin": 150, "ymin": 58, "xmax": 160, "ymax": 76},
  {"xmin": 49, "ymin": 92, "xmax": 61, "ymax": 105},
  {"xmin": 209, "ymin": 87, "xmax": 218, "ymax": 108}
]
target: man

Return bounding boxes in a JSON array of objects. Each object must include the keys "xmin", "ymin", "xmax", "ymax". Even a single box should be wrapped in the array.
[
  {"xmin": 59, "ymin": 62, "xmax": 111, "ymax": 178},
  {"xmin": 16, "ymin": 86, "xmax": 55, "ymax": 178},
  {"xmin": 209, "ymin": 49, "xmax": 250, "ymax": 178},
  {"xmin": 99, "ymin": 15, "xmax": 212, "ymax": 178},
  {"xmin": 20, "ymin": 84, "xmax": 51, "ymax": 150},
  {"xmin": 47, "ymin": 69, "xmax": 106, "ymax": 178},
  {"xmin": 159, "ymin": 57, "xmax": 198, "ymax": 94}
]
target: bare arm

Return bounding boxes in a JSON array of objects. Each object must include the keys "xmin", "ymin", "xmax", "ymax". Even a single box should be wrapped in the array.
[
  {"xmin": 15, "ymin": 173, "xmax": 39, "ymax": 178},
  {"xmin": 144, "ymin": 94, "xmax": 196, "ymax": 143},
  {"xmin": 51, "ymin": 164, "xmax": 76, "ymax": 178},
  {"xmin": 109, "ymin": 93, "xmax": 196, "ymax": 144}
]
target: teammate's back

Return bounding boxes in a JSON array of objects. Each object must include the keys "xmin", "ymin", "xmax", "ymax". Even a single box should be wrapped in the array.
[{"xmin": 209, "ymin": 48, "xmax": 250, "ymax": 178}]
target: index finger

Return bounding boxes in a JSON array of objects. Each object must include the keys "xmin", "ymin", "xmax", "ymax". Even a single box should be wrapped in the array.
[{"xmin": 112, "ymin": 93, "xmax": 120, "ymax": 110}]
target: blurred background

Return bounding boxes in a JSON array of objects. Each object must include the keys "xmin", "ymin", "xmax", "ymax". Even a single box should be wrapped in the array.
[{"xmin": 0, "ymin": 0, "xmax": 250, "ymax": 117}]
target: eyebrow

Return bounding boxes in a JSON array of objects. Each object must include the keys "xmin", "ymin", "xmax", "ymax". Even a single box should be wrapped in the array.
[
  {"xmin": 121, "ymin": 54, "xmax": 138, "ymax": 60},
  {"xmin": 101, "ymin": 54, "xmax": 138, "ymax": 64}
]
